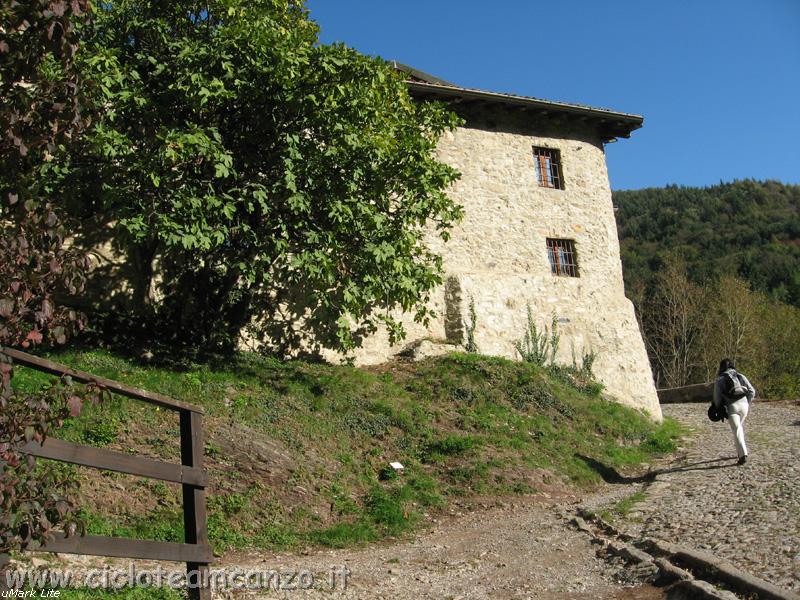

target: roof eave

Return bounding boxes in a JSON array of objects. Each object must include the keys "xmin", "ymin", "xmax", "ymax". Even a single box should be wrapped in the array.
[
  {"xmin": 389, "ymin": 61, "xmax": 456, "ymax": 86},
  {"xmin": 405, "ymin": 81, "xmax": 643, "ymax": 142}
]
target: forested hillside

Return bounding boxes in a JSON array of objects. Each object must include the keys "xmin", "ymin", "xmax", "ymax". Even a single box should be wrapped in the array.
[
  {"xmin": 612, "ymin": 180, "xmax": 800, "ymax": 395},
  {"xmin": 614, "ymin": 180, "xmax": 800, "ymax": 306}
]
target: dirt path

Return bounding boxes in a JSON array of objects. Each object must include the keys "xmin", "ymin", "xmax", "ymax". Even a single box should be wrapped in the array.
[
  {"xmin": 22, "ymin": 491, "xmax": 662, "ymax": 599},
  {"xmin": 227, "ymin": 494, "xmax": 664, "ymax": 600},
  {"xmin": 224, "ymin": 401, "xmax": 799, "ymax": 599}
]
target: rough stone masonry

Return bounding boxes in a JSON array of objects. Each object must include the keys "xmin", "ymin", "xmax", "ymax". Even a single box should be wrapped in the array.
[
  {"xmin": 80, "ymin": 67, "xmax": 661, "ymax": 420},
  {"xmin": 331, "ymin": 75, "xmax": 662, "ymax": 420}
]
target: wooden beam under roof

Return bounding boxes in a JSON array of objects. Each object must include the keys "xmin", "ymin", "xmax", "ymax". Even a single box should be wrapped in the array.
[{"xmin": 405, "ymin": 81, "xmax": 643, "ymax": 143}]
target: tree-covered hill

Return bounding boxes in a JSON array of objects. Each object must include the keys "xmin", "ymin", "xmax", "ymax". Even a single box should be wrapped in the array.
[
  {"xmin": 613, "ymin": 180, "xmax": 800, "ymax": 306},
  {"xmin": 612, "ymin": 180, "xmax": 799, "ymax": 395}
]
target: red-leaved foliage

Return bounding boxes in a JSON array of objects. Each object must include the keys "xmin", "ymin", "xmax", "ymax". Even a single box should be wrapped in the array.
[
  {"xmin": 1, "ymin": 0, "xmax": 102, "ymax": 556},
  {"xmin": 0, "ymin": 202, "xmax": 91, "ymax": 350}
]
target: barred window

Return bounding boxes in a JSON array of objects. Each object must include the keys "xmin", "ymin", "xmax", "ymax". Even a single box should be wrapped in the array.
[
  {"xmin": 546, "ymin": 238, "xmax": 579, "ymax": 277},
  {"xmin": 532, "ymin": 147, "xmax": 564, "ymax": 190}
]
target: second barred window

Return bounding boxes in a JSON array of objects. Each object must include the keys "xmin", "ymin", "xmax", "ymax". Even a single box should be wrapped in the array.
[{"xmin": 546, "ymin": 238, "xmax": 579, "ymax": 277}]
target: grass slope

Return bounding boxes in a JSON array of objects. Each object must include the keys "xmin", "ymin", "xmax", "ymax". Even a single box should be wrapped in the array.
[{"xmin": 13, "ymin": 349, "xmax": 681, "ymax": 561}]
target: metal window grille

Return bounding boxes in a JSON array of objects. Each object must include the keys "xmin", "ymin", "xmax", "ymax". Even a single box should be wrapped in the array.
[
  {"xmin": 546, "ymin": 238, "xmax": 579, "ymax": 277},
  {"xmin": 533, "ymin": 147, "xmax": 564, "ymax": 190}
]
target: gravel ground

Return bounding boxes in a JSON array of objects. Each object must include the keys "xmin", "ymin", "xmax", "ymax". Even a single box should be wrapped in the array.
[
  {"xmin": 226, "ymin": 496, "xmax": 665, "ymax": 600},
  {"xmin": 611, "ymin": 401, "xmax": 800, "ymax": 593},
  {"xmin": 17, "ymin": 495, "xmax": 664, "ymax": 599}
]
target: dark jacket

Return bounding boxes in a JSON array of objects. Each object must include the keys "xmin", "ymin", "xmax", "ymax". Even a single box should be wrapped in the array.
[{"xmin": 713, "ymin": 368, "xmax": 756, "ymax": 408}]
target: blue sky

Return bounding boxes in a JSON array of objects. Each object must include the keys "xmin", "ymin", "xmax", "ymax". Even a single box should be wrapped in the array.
[{"xmin": 305, "ymin": 0, "xmax": 800, "ymax": 190}]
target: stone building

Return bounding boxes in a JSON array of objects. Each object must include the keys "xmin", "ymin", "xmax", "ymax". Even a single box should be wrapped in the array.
[
  {"xmin": 79, "ymin": 62, "xmax": 661, "ymax": 420},
  {"xmin": 336, "ymin": 64, "xmax": 661, "ymax": 419}
]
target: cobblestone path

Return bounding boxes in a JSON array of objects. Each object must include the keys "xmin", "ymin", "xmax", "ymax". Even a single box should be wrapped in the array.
[{"xmin": 621, "ymin": 401, "xmax": 799, "ymax": 593}]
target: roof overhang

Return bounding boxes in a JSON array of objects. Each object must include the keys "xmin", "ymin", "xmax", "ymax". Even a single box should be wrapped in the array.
[{"xmin": 405, "ymin": 80, "xmax": 643, "ymax": 143}]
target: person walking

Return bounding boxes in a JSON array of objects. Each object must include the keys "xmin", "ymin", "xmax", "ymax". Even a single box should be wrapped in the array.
[{"xmin": 713, "ymin": 358, "xmax": 756, "ymax": 465}]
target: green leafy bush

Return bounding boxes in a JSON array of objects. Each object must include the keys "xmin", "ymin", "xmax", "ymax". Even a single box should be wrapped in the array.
[
  {"xmin": 515, "ymin": 306, "xmax": 559, "ymax": 366},
  {"xmin": 423, "ymin": 434, "xmax": 480, "ymax": 461}
]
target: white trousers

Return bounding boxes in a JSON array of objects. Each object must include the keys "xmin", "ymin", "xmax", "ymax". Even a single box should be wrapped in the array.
[{"xmin": 726, "ymin": 398, "xmax": 750, "ymax": 458}]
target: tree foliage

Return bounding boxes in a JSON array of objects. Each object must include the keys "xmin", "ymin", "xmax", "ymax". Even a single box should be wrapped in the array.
[
  {"xmin": 614, "ymin": 180, "xmax": 800, "ymax": 306},
  {"xmin": 1, "ymin": 0, "xmax": 90, "ymax": 175},
  {"xmin": 615, "ymin": 180, "xmax": 800, "ymax": 397},
  {"xmin": 640, "ymin": 257, "xmax": 706, "ymax": 388},
  {"xmin": 699, "ymin": 275, "xmax": 758, "ymax": 374},
  {"xmin": 1, "ymin": 0, "xmax": 93, "ymax": 349},
  {"xmin": 0, "ymin": 203, "xmax": 90, "ymax": 350},
  {"xmin": 0, "ymin": 373, "xmax": 107, "ymax": 555},
  {"xmin": 626, "ymin": 247, "xmax": 799, "ymax": 397},
  {"xmin": 63, "ymin": 0, "xmax": 462, "ymax": 358},
  {"xmin": 1, "ymin": 0, "xmax": 99, "ymax": 555}
]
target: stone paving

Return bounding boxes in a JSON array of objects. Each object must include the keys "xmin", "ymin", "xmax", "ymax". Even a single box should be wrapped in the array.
[{"xmin": 616, "ymin": 401, "xmax": 800, "ymax": 593}]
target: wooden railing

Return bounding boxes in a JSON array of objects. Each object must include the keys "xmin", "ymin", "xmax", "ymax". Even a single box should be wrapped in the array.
[{"xmin": 1, "ymin": 348, "xmax": 211, "ymax": 600}]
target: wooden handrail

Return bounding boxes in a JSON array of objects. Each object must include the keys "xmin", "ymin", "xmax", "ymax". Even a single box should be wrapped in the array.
[
  {"xmin": 41, "ymin": 534, "xmax": 213, "ymax": 564},
  {"xmin": 22, "ymin": 438, "xmax": 208, "ymax": 487},
  {"xmin": 1, "ymin": 347, "xmax": 203, "ymax": 414},
  {"xmin": 4, "ymin": 347, "xmax": 211, "ymax": 599}
]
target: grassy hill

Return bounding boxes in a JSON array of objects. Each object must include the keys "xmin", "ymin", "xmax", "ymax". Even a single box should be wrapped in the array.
[{"xmin": 13, "ymin": 349, "xmax": 680, "ymax": 563}]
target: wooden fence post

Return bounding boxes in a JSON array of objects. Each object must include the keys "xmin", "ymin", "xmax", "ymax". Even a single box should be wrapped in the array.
[
  {"xmin": 180, "ymin": 410, "xmax": 211, "ymax": 600},
  {"xmin": 3, "ymin": 349, "xmax": 212, "ymax": 598}
]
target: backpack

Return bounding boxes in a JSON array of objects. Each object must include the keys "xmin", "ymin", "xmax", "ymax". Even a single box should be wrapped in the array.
[{"xmin": 721, "ymin": 370, "xmax": 748, "ymax": 402}]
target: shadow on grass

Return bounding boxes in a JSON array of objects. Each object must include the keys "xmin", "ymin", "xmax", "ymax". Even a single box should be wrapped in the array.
[{"xmin": 576, "ymin": 454, "xmax": 739, "ymax": 485}]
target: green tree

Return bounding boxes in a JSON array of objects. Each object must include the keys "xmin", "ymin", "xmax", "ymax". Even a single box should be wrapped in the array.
[
  {"xmin": 757, "ymin": 299, "xmax": 800, "ymax": 398},
  {"xmin": 616, "ymin": 180, "xmax": 800, "ymax": 395},
  {"xmin": 64, "ymin": 0, "xmax": 462, "ymax": 357},
  {"xmin": 615, "ymin": 180, "xmax": 800, "ymax": 308},
  {"xmin": 698, "ymin": 275, "xmax": 759, "ymax": 379}
]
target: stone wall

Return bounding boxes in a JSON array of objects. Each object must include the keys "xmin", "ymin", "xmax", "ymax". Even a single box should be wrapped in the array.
[
  {"xmin": 328, "ymin": 108, "xmax": 662, "ymax": 420},
  {"xmin": 75, "ymin": 103, "xmax": 661, "ymax": 420}
]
